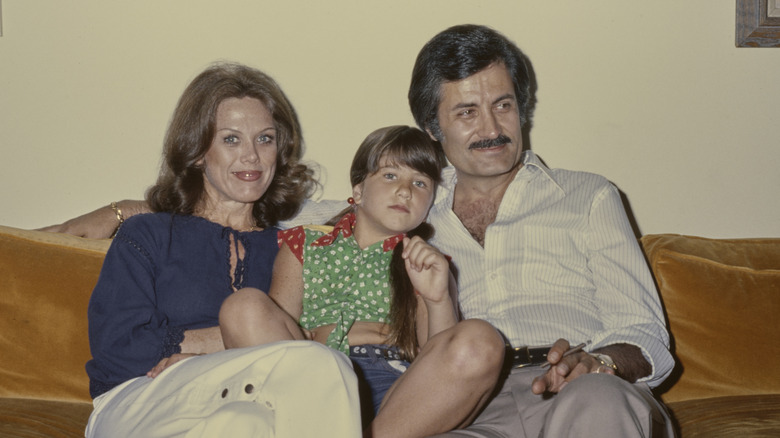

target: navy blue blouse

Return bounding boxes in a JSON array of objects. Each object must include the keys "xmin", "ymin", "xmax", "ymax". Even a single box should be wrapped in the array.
[{"xmin": 86, "ymin": 213, "xmax": 279, "ymax": 398}]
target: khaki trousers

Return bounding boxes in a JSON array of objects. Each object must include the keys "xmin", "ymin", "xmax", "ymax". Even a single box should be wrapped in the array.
[
  {"xmin": 432, "ymin": 367, "xmax": 674, "ymax": 438},
  {"xmin": 86, "ymin": 341, "xmax": 361, "ymax": 438}
]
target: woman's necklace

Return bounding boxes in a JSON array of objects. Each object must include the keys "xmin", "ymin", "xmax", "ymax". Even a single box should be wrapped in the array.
[{"xmin": 193, "ymin": 207, "xmax": 257, "ymax": 232}]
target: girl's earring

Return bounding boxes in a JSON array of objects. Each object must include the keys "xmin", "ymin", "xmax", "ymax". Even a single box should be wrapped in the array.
[{"xmin": 348, "ymin": 197, "xmax": 356, "ymax": 205}]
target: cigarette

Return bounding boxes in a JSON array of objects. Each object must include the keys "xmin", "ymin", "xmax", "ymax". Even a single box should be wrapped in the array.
[{"xmin": 540, "ymin": 341, "xmax": 590, "ymax": 368}]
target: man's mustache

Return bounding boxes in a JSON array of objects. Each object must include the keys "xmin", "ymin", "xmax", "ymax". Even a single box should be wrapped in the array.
[{"xmin": 468, "ymin": 135, "xmax": 511, "ymax": 150}]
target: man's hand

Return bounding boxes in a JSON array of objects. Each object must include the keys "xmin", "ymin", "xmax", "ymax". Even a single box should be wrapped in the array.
[
  {"xmin": 147, "ymin": 353, "xmax": 200, "ymax": 378},
  {"xmin": 531, "ymin": 339, "xmax": 615, "ymax": 394},
  {"xmin": 531, "ymin": 340, "xmax": 651, "ymax": 394},
  {"xmin": 38, "ymin": 200, "xmax": 148, "ymax": 238}
]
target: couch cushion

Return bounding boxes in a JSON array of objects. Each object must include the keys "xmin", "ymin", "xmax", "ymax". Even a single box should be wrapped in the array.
[
  {"xmin": 0, "ymin": 397, "xmax": 92, "ymax": 437},
  {"xmin": 0, "ymin": 225, "xmax": 110, "ymax": 403},
  {"xmin": 666, "ymin": 394, "xmax": 780, "ymax": 438},
  {"xmin": 641, "ymin": 234, "xmax": 780, "ymax": 404}
]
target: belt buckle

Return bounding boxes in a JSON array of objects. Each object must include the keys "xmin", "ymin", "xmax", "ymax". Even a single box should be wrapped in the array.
[
  {"xmin": 512, "ymin": 346, "xmax": 532, "ymax": 368},
  {"xmin": 508, "ymin": 345, "xmax": 549, "ymax": 369}
]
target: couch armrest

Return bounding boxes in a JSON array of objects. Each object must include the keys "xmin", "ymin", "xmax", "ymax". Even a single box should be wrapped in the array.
[{"xmin": 0, "ymin": 225, "xmax": 110, "ymax": 403}]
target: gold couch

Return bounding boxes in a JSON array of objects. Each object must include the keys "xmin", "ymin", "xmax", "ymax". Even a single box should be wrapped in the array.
[
  {"xmin": 641, "ymin": 234, "xmax": 780, "ymax": 436},
  {"xmin": 1, "ymin": 225, "xmax": 778, "ymax": 437}
]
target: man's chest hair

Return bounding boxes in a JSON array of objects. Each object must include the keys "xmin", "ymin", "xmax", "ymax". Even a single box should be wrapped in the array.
[{"xmin": 453, "ymin": 198, "xmax": 500, "ymax": 247}]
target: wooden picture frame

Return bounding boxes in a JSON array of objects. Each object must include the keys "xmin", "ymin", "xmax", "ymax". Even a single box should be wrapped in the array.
[{"xmin": 737, "ymin": 0, "xmax": 780, "ymax": 47}]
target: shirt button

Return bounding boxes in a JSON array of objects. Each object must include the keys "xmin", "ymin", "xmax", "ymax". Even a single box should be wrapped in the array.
[
  {"xmin": 245, "ymin": 384, "xmax": 254, "ymax": 394},
  {"xmin": 221, "ymin": 388, "xmax": 229, "ymax": 398}
]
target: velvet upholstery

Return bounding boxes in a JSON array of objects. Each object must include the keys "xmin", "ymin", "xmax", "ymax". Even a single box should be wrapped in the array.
[
  {"xmin": 668, "ymin": 395, "xmax": 780, "ymax": 438},
  {"xmin": 0, "ymin": 226, "xmax": 109, "ymax": 404},
  {"xmin": 641, "ymin": 234, "xmax": 780, "ymax": 436},
  {"xmin": 0, "ymin": 225, "xmax": 778, "ymax": 436},
  {"xmin": 0, "ymin": 225, "xmax": 108, "ymax": 437},
  {"xmin": 0, "ymin": 398, "xmax": 93, "ymax": 438}
]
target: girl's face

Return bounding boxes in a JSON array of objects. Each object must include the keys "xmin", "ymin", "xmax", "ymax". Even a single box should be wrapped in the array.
[
  {"xmin": 352, "ymin": 155, "xmax": 436, "ymax": 244},
  {"xmin": 198, "ymin": 97, "xmax": 278, "ymax": 212}
]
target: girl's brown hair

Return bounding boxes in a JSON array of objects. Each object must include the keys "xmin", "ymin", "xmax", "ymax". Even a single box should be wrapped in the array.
[
  {"xmin": 146, "ymin": 62, "xmax": 317, "ymax": 228},
  {"xmin": 331, "ymin": 125, "xmax": 447, "ymax": 360}
]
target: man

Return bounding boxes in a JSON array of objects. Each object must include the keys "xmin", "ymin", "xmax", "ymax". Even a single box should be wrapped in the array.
[
  {"xmin": 408, "ymin": 24, "xmax": 674, "ymax": 437},
  {"xmin": 46, "ymin": 24, "xmax": 674, "ymax": 437}
]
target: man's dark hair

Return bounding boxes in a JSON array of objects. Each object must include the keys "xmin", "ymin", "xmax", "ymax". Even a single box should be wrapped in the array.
[{"xmin": 408, "ymin": 24, "xmax": 535, "ymax": 140}]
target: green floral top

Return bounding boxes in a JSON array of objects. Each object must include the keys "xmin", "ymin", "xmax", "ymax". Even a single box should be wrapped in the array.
[{"xmin": 277, "ymin": 213, "xmax": 404, "ymax": 354}]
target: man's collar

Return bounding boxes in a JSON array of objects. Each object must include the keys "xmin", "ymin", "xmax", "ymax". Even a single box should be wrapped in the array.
[
  {"xmin": 435, "ymin": 150, "xmax": 564, "ymax": 207},
  {"xmin": 519, "ymin": 150, "xmax": 564, "ymax": 192}
]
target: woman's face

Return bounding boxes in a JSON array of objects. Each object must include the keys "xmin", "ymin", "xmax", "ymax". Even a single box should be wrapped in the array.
[{"xmin": 199, "ymin": 97, "xmax": 278, "ymax": 211}]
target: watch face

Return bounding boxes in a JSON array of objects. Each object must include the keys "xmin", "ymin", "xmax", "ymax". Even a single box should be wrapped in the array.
[{"xmin": 596, "ymin": 354, "xmax": 617, "ymax": 371}]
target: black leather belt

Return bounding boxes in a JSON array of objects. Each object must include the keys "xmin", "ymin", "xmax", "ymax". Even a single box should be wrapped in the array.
[{"xmin": 506, "ymin": 345, "xmax": 551, "ymax": 368}]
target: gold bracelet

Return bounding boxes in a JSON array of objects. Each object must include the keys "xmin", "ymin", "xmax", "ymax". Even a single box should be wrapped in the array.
[{"xmin": 110, "ymin": 201, "xmax": 125, "ymax": 226}]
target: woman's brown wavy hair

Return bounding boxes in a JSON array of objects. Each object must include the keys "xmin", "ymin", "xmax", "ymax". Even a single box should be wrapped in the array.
[{"xmin": 146, "ymin": 62, "xmax": 317, "ymax": 228}]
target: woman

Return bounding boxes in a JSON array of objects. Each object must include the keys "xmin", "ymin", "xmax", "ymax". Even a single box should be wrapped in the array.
[{"xmin": 85, "ymin": 62, "xmax": 361, "ymax": 437}]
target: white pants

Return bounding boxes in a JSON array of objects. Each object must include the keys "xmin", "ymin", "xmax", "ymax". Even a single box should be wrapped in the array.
[{"xmin": 86, "ymin": 341, "xmax": 361, "ymax": 438}]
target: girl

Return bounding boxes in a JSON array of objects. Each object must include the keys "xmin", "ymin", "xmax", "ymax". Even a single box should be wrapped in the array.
[{"xmin": 220, "ymin": 125, "xmax": 504, "ymax": 437}]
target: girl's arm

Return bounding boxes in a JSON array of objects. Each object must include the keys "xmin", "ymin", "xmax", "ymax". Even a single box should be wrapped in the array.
[{"xmin": 402, "ymin": 236, "xmax": 459, "ymax": 346}]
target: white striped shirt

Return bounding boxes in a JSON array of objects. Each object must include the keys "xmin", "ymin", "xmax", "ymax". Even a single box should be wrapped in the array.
[
  {"xmin": 428, "ymin": 151, "xmax": 673, "ymax": 387},
  {"xmin": 284, "ymin": 150, "xmax": 674, "ymax": 387}
]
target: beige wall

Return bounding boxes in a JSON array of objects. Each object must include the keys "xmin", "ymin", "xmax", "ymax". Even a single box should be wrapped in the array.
[{"xmin": 1, "ymin": 1, "xmax": 778, "ymax": 238}]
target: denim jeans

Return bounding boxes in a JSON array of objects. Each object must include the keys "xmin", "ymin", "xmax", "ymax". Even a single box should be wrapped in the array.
[{"xmin": 349, "ymin": 344, "xmax": 410, "ymax": 420}]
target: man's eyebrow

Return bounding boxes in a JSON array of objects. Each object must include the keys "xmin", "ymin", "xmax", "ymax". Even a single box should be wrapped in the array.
[
  {"xmin": 450, "ymin": 102, "xmax": 477, "ymax": 111},
  {"xmin": 449, "ymin": 93, "xmax": 516, "ymax": 111},
  {"xmin": 492, "ymin": 93, "xmax": 516, "ymax": 105}
]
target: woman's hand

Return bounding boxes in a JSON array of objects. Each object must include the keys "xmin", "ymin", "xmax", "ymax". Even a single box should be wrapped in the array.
[{"xmin": 146, "ymin": 353, "xmax": 200, "ymax": 378}]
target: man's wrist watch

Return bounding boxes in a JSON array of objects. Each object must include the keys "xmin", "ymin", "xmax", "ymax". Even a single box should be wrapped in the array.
[{"xmin": 592, "ymin": 353, "xmax": 618, "ymax": 373}]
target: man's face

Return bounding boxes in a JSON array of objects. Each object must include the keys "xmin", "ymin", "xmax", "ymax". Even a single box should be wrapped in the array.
[{"xmin": 432, "ymin": 62, "xmax": 524, "ymax": 182}]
